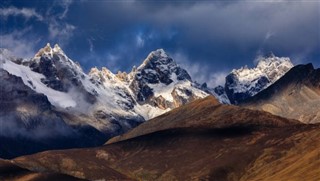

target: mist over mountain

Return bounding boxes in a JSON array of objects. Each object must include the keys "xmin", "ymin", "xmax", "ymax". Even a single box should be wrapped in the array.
[
  {"xmin": 0, "ymin": 44, "xmax": 212, "ymax": 158},
  {"xmin": 2, "ymin": 41, "xmax": 320, "ymax": 161}
]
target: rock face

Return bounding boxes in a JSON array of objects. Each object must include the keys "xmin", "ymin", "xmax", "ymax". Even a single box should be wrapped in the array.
[
  {"xmin": 242, "ymin": 63, "xmax": 320, "ymax": 123},
  {"xmin": 87, "ymin": 49, "xmax": 208, "ymax": 121},
  {"xmin": 25, "ymin": 44, "xmax": 96, "ymax": 104},
  {"xmin": 224, "ymin": 54, "xmax": 293, "ymax": 104},
  {"xmin": 128, "ymin": 49, "xmax": 207, "ymax": 110}
]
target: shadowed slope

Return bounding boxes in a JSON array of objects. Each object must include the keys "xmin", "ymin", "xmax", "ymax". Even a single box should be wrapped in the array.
[
  {"xmin": 6, "ymin": 96, "xmax": 319, "ymax": 181},
  {"xmin": 0, "ymin": 159, "xmax": 86, "ymax": 181},
  {"xmin": 107, "ymin": 96, "xmax": 298, "ymax": 144},
  {"xmin": 242, "ymin": 63, "xmax": 320, "ymax": 123}
]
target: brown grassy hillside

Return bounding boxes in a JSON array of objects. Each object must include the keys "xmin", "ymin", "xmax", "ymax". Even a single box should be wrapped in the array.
[{"xmin": 2, "ymin": 96, "xmax": 319, "ymax": 181}]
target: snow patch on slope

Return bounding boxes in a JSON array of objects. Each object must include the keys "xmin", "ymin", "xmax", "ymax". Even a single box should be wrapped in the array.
[
  {"xmin": 148, "ymin": 73, "xmax": 178, "ymax": 102},
  {"xmin": 2, "ymin": 60, "xmax": 77, "ymax": 108}
]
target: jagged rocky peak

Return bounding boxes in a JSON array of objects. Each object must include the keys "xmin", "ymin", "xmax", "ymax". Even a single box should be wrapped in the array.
[
  {"xmin": 34, "ymin": 43, "xmax": 65, "ymax": 58},
  {"xmin": 231, "ymin": 56, "xmax": 293, "ymax": 82},
  {"xmin": 116, "ymin": 71, "xmax": 129, "ymax": 82},
  {"xmin": 100, "ymin": 67, "xmax": 116, "ymax": 80},
  {"xmin": 89, "ymin": 67, "xmax": 100, "ymax": 76},
  {"xmin": 225, "ymin": 54, "xmax": 294, "ymax": 104},
  {"xmin": 89, "ymin": 66, "xmax": 128, "ymax": 83},
  {"xmin": 129, "ymin": 48, "xmax": 207, "ymax": 108},
  {"xmin": 34, "ymin": 43, "xmax": 51, "ymax": 57},
  {"xmin": 31, "ymin": 43, "xmax": 82, "ymax": 70},
  {"xmin": 140, "ymin": 49, "xmax": 169, "ymax": 67},
  {"xmin": 25, "ymin": 43, "xmax": 87, "ymax": 93},
  {"xmin": 53, "ymin": 43, "xmax": 64, "ymax": 53},
  {"xmin": 256, "ymin": 54, "xmax": 293, "ymax": 77},
  {"xmin": 133, "ymin": 49, "xmax": 191, "ymax": 84}
]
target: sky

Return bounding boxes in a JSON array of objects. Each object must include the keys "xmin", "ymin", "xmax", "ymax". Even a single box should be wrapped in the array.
[{"xmin": 1, "ymin": 0, "xmax": 319, "ymax": 87}]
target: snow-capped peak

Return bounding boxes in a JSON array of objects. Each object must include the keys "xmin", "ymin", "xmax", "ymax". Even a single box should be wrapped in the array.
[
  {"xmin": 129, "ymin": 48, "xmax": 205, "ymax": 111},
  {"xmin": 154, "ymin": 48, "xmax": 168, "ymax": 57},
  {"xmin": 139, "ymin": 49, "xmax": 170, "ymax": 69},
  {"xmin": 225, "ymin": 54, "xmax": 294, "ymax": 104},
  {"xmin": 257, "ymin": 56, "xmax": 292, "ymax": 71},
  {"xmin": 34, "ymin": 43, "xmax": 52, "ymax": 58},
  {"xmin": 0, "ymin": 45, "xmax": 210, "ymax": 138},
  {"xmin": 149, "ymin": 48, "xmax": 168, "ymax": 59},
  {"xmin": 89, "ymin": 66, "xmax": 121, "ymax": 83},
  {"xmin": 52, "ymin": 44, "xmax": 65, "ymax": 54},
  {"xmin": 231, "ymin": 55, "xmax": 293, "ymax": 83},
  {"xmin": 34, "ymin": 43, "xmax": 65, "ymax": 58}
]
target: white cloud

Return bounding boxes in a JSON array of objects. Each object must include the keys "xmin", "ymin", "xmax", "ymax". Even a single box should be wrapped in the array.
[
  {"xmin": 136, "ymin": 33, "xmax": 145, "ymax": 48},
  {"xmin": 105, "ymin": 53, "xmax": 121, "ymax": 71},
  {"xmin": 44, "ymin": 0, "xmax": 76, "ymax": 44},
  {"xmin": 88, "ymin": 38, "xmax": 94, "ymax": 52},
  {"xmin": 0, "ymin": 4, "xmax": 76, "ymax": 47},
  {"xmin": 0, "ymin": 7, "xmax": 43, "ymax": 21},
  {"xmin": 56, "ymin": 0, "xmax": 73, "ymax": 19},
  {"xmin": 207, "ymin": 72, "xmax": 228, "ymax": 87},
  {"xmin": 48, "ymin": 20, "xmax": 76, "ymax": 43},
  {"xmin": 0, "ymin": 28, "xmax": 39, "ymax": 58},
  {"xmin": 265, "ymin": 31, "xmax": 274, "ymax": 41},
  {"xmin": 172, "ymin": 52, "xmax": 228, "ymax": 87}
]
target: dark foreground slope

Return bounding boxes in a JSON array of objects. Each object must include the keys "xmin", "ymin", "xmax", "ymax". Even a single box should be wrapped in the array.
[
  {"xmin": 242, "ymin": 63, "xmax": 320, "ymax": 123},
  {"xmin": 0, "ymin": 159, "xmax": 86, "ymax": 181},
  {"xmin": 3, "ymin": 96, "xmax": 320, "ymax": 181}
]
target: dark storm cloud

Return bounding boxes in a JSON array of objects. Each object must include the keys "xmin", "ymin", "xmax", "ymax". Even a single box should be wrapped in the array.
[
  {"xmin": 1, "ymin": 0, "xmax": 319, "ymax": 86},
  {"xmin": 71, "ymin": 0, "xmax": 319, "ymax": 85}
]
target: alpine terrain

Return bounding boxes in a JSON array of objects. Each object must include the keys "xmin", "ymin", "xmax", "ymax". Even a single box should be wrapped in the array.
[
  {"xmin": 0, "ymin": 44, "xmax": 211, "ymax": 158},
  {"xmin": 1, "ymin": 1, "xmax": 319, "ymax": 180},
  {"xmin": 1, "ymin": 45, "xmax": 320, "ymax": 180}
]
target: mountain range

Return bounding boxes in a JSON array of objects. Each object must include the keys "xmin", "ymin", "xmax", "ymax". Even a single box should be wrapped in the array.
[
  {"xmin": 0, "ymin": 43, "xmax": 311, "ymax": 158},
  {"xmin": 0, "ymin": 43, "xmax": 320, "ymax": 180},
  {"xmin": 1, "ymin": 44, "xmax": 217, "ymax": 157}
]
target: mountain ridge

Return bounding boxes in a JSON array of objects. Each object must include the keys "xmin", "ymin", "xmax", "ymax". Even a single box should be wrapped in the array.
[
  {"xmin": 0, "ymin": 44, "xmax": 210, "ymax": 158},
  {"xmin": 242, "ymin": 63, "xmax": 320, "ymax": 123},
  {"xmin": 224, "ymin": 54, "xmax": 293, "ymax": 104},
  {"xmin": 1, "ymin": 43, "xmax": 312, "ymax": 160},
  {"xmin": 8, "ymin": 96, "xmax": 319, "ymax": 181}
]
